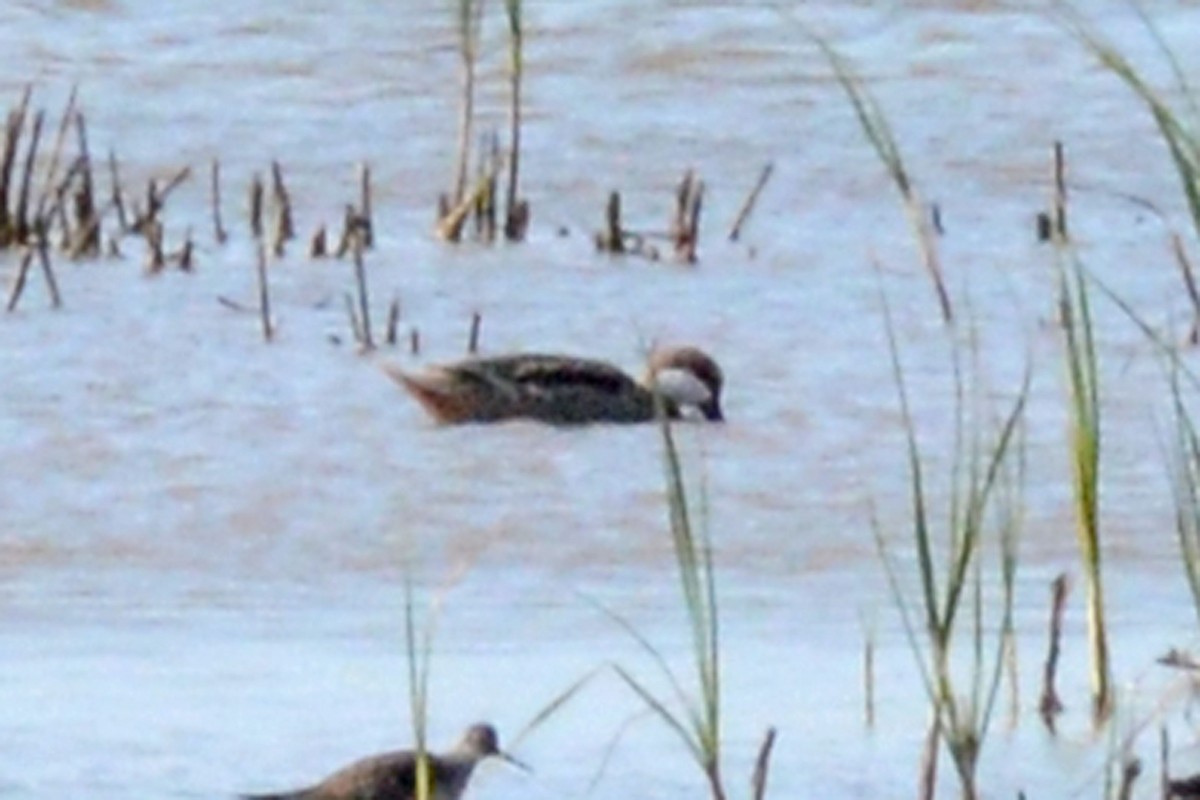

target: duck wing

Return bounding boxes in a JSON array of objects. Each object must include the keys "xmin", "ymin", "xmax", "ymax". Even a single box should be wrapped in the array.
[
  {"xmin": 495, "ymin": 354, "xmax": 640, "ymax": 394},
  {"xmin": 479, "ymin": 354, "xmax": 654, "ymax": 423}
]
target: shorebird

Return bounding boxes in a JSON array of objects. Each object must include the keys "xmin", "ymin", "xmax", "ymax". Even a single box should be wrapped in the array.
[
  {"xmin": 243, "ymin": 723, "xmax": 524, "ymax": 800},
  {"xmin": 383, "ymin": 345, "xmax": 725, "ymax": 425}
]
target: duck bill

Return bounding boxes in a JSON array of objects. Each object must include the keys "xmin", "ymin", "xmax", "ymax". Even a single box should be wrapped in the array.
[{"xmin": 699, "ymin": 397, "xmax": 724, "ymax": 422}]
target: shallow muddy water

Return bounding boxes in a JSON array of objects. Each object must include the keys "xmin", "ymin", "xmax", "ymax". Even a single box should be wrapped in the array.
[{"xmin": 3, "ymin": 1, "xmax": 1200, "ymax": 797}]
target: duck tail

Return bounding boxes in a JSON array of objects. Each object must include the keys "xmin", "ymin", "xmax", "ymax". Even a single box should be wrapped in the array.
[{"xmin": 381, "ymin": 363, "xmax": 477, "ymax": 424}]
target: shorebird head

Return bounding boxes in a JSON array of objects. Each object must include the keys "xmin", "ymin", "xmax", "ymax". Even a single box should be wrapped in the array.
[
  {"xmin": 458, "ymin": 723, "xmax": 530, "ymax": 771},
  {"xmin": 646, "ymin": 346, "xmax": 725, "ymax": 422}
]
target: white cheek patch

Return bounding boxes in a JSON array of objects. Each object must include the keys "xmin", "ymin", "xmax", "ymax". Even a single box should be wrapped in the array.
[{"xmin": 654, "ymin": 368, "xmax": 712, "ymax": 406}]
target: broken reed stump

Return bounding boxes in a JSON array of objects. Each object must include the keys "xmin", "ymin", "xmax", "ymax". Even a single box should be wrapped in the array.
[
  {"xmin": 130, "ymin": 166, "xmax": 190, "ymax": 234},
  {"xmin": 436, "ymin": 155, "xmax": 505, "ymax": 242},
  {"xmin": 358, "ymin": 162, "xmax": 373, "ymax": 248},
  {"xmin": 270, "ymin": 160, "xmax": 294, "ymax": 242},
  {"xmin": 175, "ymin": 227, "xmax": 194, "ymax": 271},
  {"xmin": 728, "ymin": 161, "xmax": 774, "ymax": 242},
  {"xmin": 595, "ymin": 191, "xmax": 626, "ymax": 254},
  {"xmin": 594, "ymin": 190, "xmax": 660, "ymax": 260},
  {"xmin": 1116, "ymin": 758, "xmax": 1141, "ymax": 800},
  {"xmin": 467, "ymin": 310, "xmax": 481, "ymax": 354},
  {"xmin": 385, "ymin": 295, "xmax": 400, "ymax": 346},
  {"xmin": 672, "ymin": 169, "xmax": 704, "ymax": 264},
  {"xmin": 309, "ymin": 224, "xmax": 327, "ymax": 258},
  {"xmin": 211, "ymin": 159, "xmax": 227, "ymax": 244},
  {"xmin": 1038, "ymin": 141, "xmax": 1069, "ymax": 243},
  {"xmin": 336, "ymin": 204, "xmax": 370, "ymax": 259},
  {"xmin": 71, "ymin": 111, "xmax": 99, "ymax": 257},
  {"xmin": 248, "ymin": 173, "xmax": 264, "ymax": 239},
  {"xmin": 144, "ymin": 219, "xmax": 166, "ymax": 274},
  {"xmin": 1038, "ymin": 573, "xmax": 1069, "ymax": 731}
]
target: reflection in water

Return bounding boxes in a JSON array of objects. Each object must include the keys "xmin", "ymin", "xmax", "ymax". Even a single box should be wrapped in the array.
[{"xmin": 2, "ymin": 1, "xmax": 1200, "ymax": 797}]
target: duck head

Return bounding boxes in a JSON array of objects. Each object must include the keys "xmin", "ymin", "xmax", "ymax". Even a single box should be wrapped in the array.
[
  {"xmin": 646, "ymin": 346, "xmax": 725, "ymax": 422},
  {"xmin": 458, "ymin": 723, "xmax": 529, "ymax": 771}
]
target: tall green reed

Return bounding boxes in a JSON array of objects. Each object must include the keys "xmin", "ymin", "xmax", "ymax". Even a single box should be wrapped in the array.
[
  {"xmin": 1055, "ymin": 3, "xmax": 1200, "ymax": 242},
  {"xmin": 873, "ymin": 288, "xmax": 1029, "ymax": 800},
  {"xmin": 451, "ymin": 0, "xmax": 485, "ymax": 208},
  {"xmin": 601, "ymin": 408, "xmax": 779, "ymax": 800},
  {"xmin": 1057, "ymin": 250, "xmax": 1112, "ymax": 723},
  {"xmin": 404, "ymin": 578, "xmax": 438, "ymax": 800},
  {"xmin": 804, "ymin": 29, "xmax": 954, "ymax": 325},
  {"xmin": 608, "ymin": 412, "xmax": 728, "ymax": 800},
  {"xmin": 501, "ymin": 0, "xmax": 526, "ymax": 240},
  {"xmin": 1048, "ymin": 2, "xmax": 1200, "ymax": 721}
]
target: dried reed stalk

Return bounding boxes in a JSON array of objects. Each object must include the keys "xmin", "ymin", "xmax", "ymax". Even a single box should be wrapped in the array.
[
  {"xmin": 0, "ymin": 85, "xmax": 32, "ymax": 244},
  {"xmin": 71, "ymin": 111, "xmax": 99, "ymax": 256},
  {"xmin": 108, "ymin": 149, "xmax": 128, "ymax": 232},
  {"xmin": 14, "ymin": 109, "xmax": 45, "ymax": 243}
]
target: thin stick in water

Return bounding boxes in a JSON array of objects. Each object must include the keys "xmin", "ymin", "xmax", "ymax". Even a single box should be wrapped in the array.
[
  {"xmin": 352, "ymin": 230, "xmax": 373, "ymax": 350},
  {"xmin": 750, "ymin": 727, "xmax": 777, "ymax": 800},
  {"xmin": 5, "ymin": 245, "xmax": 34, "ymax": 311},
  {"xmin": 343, "ymin": 291, "xmax": 361, "ymax": 345},
  {"xmin": 211, "ymin": 159, "xmax": 227, "ymax": 244},
  {"xmin": 1053, "ymin": 140, "xmax": 1068, "ymax": 241},
  {"xmin": 1038, "ymin": 573, "xmax": 1068, "ymax": 730},
  {"xmin": 35, "ymin": 236, "xmax": 61, "ymax": 307},
  {"xmin": 728, "ymin": 161, "xmax": 774, "ymax": 242},
  {"xmin": 256, "ymin": 241, "xmax": 273, "ymax": 342},
  {"xmin": 108, "ymin": 149, "xmax": 128, "ymax": 232}
]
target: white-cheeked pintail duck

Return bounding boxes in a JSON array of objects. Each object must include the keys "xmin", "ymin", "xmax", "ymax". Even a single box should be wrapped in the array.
[{"xmin": 383, "ymin": 346, "xmax": 724, "ymax": 425}]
